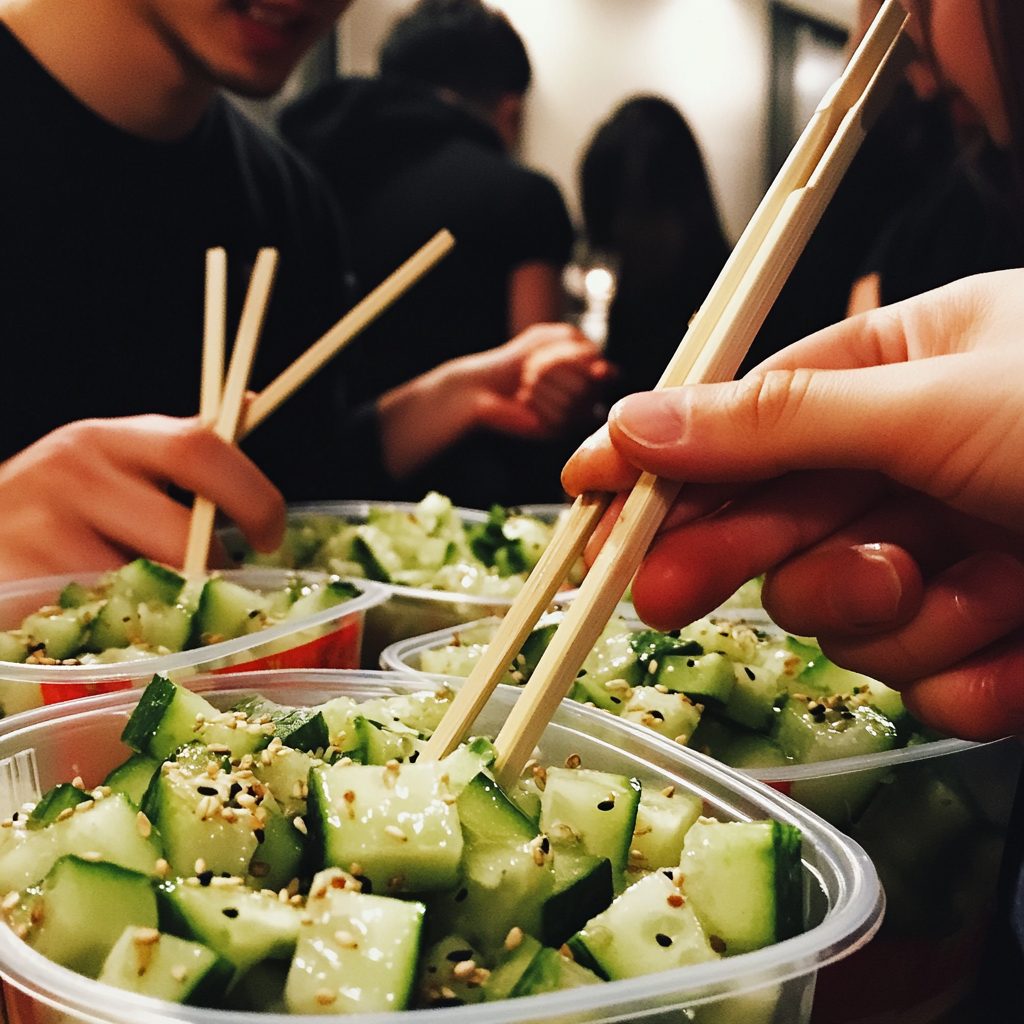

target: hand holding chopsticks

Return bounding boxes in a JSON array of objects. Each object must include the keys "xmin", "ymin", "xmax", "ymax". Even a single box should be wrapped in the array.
[
  {"xmin": 422, "ymin": 0, "xmax": 911, "ymax": 783},
  {"xmin": 183, "ymin": 248, "xmax": 278, "ymax": 576},
  {"xmin": 180, "ymin": 229, "xmax": 455, "ymax": 575}
]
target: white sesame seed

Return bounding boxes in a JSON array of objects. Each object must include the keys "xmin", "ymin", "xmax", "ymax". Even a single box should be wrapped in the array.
[
  {"xmin": 334, "ymin": 930, "xmax": 358, "ymax": 949},
  {"xmin": 293, "ymin": 816, "xmax": 308, "ymax": 835},
  {"xmin": 384, "ymin": 825, "xmax": 408, "ymax": 842}
]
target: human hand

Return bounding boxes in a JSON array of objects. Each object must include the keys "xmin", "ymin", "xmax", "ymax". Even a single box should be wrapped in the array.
[
  {"xmin": 474, "ymin": 323, "xmax": 614, "ymax": 439},
  {"xmin": 562, "ymin": 270, "xmax": 1024, "ymax": 740},
  {"xmin": 0, "ymin": 415, "xmax": 285, "ymax": 581}
]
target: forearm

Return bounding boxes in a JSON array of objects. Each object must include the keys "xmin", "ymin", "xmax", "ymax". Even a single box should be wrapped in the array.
[{"xmin": 376, "ymin": 359, "xmax": 484, "ymax": 480}]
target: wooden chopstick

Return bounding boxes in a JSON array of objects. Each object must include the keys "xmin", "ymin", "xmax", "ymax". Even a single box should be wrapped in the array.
[
  {"xmin": 183, "ymin": 248, "xmax": 278, "ymax": 575},
  {"xmin": 199, "ymin": 248, "xmax": 227, "ymax": 427},
  {"xmin": 238, "ymin": 229, "xmax": 455, "ymax": 438},
  {"xmin": 423, "ymin": 0, "xmax": 910, "ymax": 778}
]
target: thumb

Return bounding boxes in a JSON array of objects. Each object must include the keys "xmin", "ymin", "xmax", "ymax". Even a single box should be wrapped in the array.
[{"xmin": 605, "ymin": 350, "xmax": 1020, "ymax": 529}]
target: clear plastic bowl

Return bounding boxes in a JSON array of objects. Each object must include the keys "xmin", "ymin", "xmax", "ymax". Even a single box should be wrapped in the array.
[
  {"xmin": 220, "ymin": 501, "xmax": 578, "ymax": 669},
  {"xmin": 0, "ymin": 668, "xmax": 881, "ymax": 1024},
  {"xmin": 382, "ymin": 620, "xmax": 1021, "ymax": 1023},
  {"xmin": 0, "ymin": 571, "xmax": 388, "ymax": 713}
]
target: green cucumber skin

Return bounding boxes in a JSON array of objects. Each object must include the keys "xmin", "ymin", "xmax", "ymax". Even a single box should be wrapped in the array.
[
  {"xmin": 27, "ymin": 783, "xmax": 91, "ymax": 829},
  {"xmin": 542, "ymin": 857, "xmax": 613, "ymax": 948},
  {"xmin": 120, "ymin": 675, "xmax": 178, "ymax": 755}
]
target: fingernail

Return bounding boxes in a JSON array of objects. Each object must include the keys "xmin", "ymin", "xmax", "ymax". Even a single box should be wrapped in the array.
[
  {"xmin": 611, "ymin": 391, "xmax": 687, "ymax": 448},
  {"xmin": 828, "ymin": 545, "xmax": 904, "ymax": 627}
]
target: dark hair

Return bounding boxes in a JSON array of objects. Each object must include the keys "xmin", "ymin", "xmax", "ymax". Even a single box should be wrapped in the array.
[
  {"xmin": 379, "ymin": 0, "xmax": 531, "ymax": 107},
  {"xmin": 581, "ymin": 95, "xmax": 727, "ymax": 282}
]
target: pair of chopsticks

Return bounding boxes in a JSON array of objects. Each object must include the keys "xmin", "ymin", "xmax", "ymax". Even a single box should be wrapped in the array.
[
  {"xmin": 181, "ymin": 229, "xmax": 456, "ymax": 575},
  {"xmin": 422, "ymin": 0, "xmax": 912, "ymax": 788}
]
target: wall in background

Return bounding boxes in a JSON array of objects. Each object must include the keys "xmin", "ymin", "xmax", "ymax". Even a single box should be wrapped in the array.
[{"xmin": 337, "ymin": 0, "xmax": 855, "ymax": 242}]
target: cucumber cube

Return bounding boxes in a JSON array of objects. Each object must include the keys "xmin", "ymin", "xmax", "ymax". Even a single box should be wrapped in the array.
[
  {"xmin": 25, "ymin": 855, "xmax": 158, "ymax": 978},
  {"xmin": 307, "ymin": 761, "xmax": 463, "ymax": 893},
  {"xmin": 99, "ymin": 927, "xmax": 232, "ymax": 1005},
  {"xmin": 285, "ymin": 884, "xmax": 424, "ymax": 1013},
  {"xmin": 573, "ymin": 870, "xmax": 719, "ymax": 980},
  {"xmin": 680, "ymin": 818, "xmax": 802, "ymax": 955}
]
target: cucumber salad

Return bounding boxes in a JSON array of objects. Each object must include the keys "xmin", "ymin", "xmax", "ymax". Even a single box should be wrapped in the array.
[
  {"xmin": 0, "ymin": 559, "xmax": 361, "ymax": 667},
  {"xmin": 0, "ymin": 675, "xmax": 803, "ymax": 1013},
  {"xmin": 419, "ymin": 612, "xmax": 935, "ymax": 771},
  {"xmin": 234, "ymin": 492, "xmax": 584, "ymax": 598}
]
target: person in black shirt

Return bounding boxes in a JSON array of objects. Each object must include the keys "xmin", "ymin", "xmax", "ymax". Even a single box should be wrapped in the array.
[
  {"xmin": 0, "ymin": 0, "xmax": 609, "ymax": 572},
  {"xmin": 280, "ymin": 0, "xmax": 594, "ymax": 506}
]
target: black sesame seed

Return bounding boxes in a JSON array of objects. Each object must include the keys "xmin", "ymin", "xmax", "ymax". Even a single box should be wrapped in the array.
[
  {"xmin": 655, "ymin": 933, "xmax": 672, "ymax": 947},
  {"xmin": 744, "ymin": 667, "xmax": 756, "ymax": 681},
  {"xmin": 198, "ymin": 871, "xmax": 214, "ymax": 887},
  {"xmin": 197, "ymin": 786, "xmax": 218, "ymax": 796},
  {"xmin": 650, "ymin": 710, "xmax": 664, "ymax": 721},
  {"xmin": 222, "ymin": 907, "xmax": 239, "ymax": 918},
  {"xmin": 248, "ymin": 609, "xmax": 260, "ymax": 618},
  {"xmin": 455, "ymin": 888, "xmax": 468, "ymax": 903},
  {"xmin": 577, "ymin": 669, "xmax": 587, "ymax": 678},
  {"xmin": 597, "ymin": 800, "xmax": 615, "ymax": 811},
  {"xmin": 409, "ymin": 751, "xmax": 420, "ymax": 762},
  {"xmin": 662, "ymin": 870, "xmax": 674, "ymax": 879},
  {"xmin": 610, "ymin": 697, "xmax": 621, "ymax": 705},
  {"xmin": 229, "ymin": 783, "xmax": 243, "ymax": 799},
  {"xmin": 446, "ymin": 949, "xmax": 474, "ymax": 962},
  {"xmin": 686, "ymin": 659, "xmax": 695, "ymax": 668},
  {"xmin": 540, "ymin": 836, "xmax": 550, "ymax": 854}
]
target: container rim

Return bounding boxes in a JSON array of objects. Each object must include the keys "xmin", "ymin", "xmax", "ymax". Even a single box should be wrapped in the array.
[
  {"xmin": 0, "ymin": 572, "xmax": 388, "ymax": 683},
  {"xmin": 0, "ymin": 669, "xmax": 883, "ymax": 1024}
]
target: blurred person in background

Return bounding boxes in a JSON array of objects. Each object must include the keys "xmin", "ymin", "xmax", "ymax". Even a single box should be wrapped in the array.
[
  {"xmin": 846, "ymin": 0, "xmax": 1024, "ymax": 315},
  {"xmin": 579, "ymin": 95, "xmax": 729, "ymax": 403},
  {"xmin": 282, "ymin": 0, "xmax": 595, "ymax": 507}
]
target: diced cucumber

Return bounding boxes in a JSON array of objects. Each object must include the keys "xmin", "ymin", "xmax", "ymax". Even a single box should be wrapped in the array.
[
  {"xmin": 621, "ymin": 686, "xmax": 702, "ymax": 745},
  {"xmin": 0, "ymin": 793, "xmax": 163, "ymax": 892},
  {"xmin": 123, "ymin": 675, "xmax": 267, "ymax": 762},
  {"xmin": 158, "ymin": 879, "xmax": 300, "ymax": 973},
  {"xmin": 630, "ymin": 629, "xmax": 703, "ymax": 677},
  {"xmin": 540, "ymin": 768, "xmax": 641, "ymax": 887},
  {"xmin": 679, "ymin": 818, "xmax": 802, "ymax": 955},
  {"xmin": 456, "ymin": 772, "xmax": 537, "ymax": 847},
  {"xmin": 246, "ymin": 792, "xmax": 307, "ymax": 892},
  {"xmin": 439, "ymin": 737, "xmax": 497, "ymax": 795},
  {"xmin": 109, "ymin": 558, "xmax": 186, "ymax": 606},
  {"xmin": 145, "ymin": 757, "xmax": 263, "ymax": 880},
  {"xmin": 99, "ymin": 927, "xmax": 232, "ymax": 1005},
  {"xmin": 413, "ymin": 935, "xmax": 486, "ymax": 1008},
  {"xmin": 231, "ymin": 695, "xmax": 329, "ymax": 753},
  {"xmin": 87, "ymin": 593, "xmax": 141, "ymax": 651},
  {"xmin": 285, "ymin": 880, "xmax": 424, "ymax": 1013},
  {"xmin": 572, "ymin": 870, "xmax": 719, "ymax": 979},
  {"xmin": 22, "ymin": 855, "xmax": 158, "ymax": 978},
  {"xmin": 720, "ymin": 662, "xmax": 787, "ymax": 731},
  {"xmin": 543, "ymin": 853, "xmax": 613, "ymax": 947},
  {"xmin": 509, "ymin": 945, "xmax": 603, "ymax": 996},
  {"xmin": 27, "ymin": 782, "xmax": 92, "ymax": 828},
  {"xmin": 284, "ymin": 579, "xmax": 359, "ymax": 621},
  {"xmin": 351, "ymin": 527, "xmax": 397, "ymax": 583},
  {"xmin": 122, "ymin": 675, "xmax": 219, "ymax": 760},
  {"xmin": 20, "ymin": 608, "xmax": 88, "ymax": 661},
  {"xmin": 0, "ymin": 631, "xmax": 29, "ymax": 663},
  {"xmin": 137, "ymin": 602, "xmax": 192, "ymax": 652},
  {"xmin": 481, "ymin": 932, "xmax": 543, "ymax": 1002},
  {"xmin": 253, "ymin": 746, "xmax": 316, "ymax": 818},
  {"xmin": 570, "ymin": 622, "xmax": 641, "ymax": 711},
  {"xmin": 307, "ymin": 761, "xmax": 462, "ymax": 893},
  {"xmin": 59, "ymin": 581, "xmax": 93, "ymax": 608},
  {"xmin": 773, "ymin": 696, "xmax": 898, "ymax": 764},
  {"xmin": 429, "ymin": 841, "xmax": 555, "ymax": 960},
  {"xmin": 103, "ymin": 753, "xmax": 161, "ymax": 806},
  {"xmin": 353, "ymin": 715, "xmax": 416, "ymax": 765},
  {"xmin": 190, "ymin": 577, "xmax": 270, "ymax": 646},
  {"xmin": 629, "ymin": 787, "xmax": 703, "ymax": 873},
  {"xmin": 656, "ymin": 652, "xmax": 736, "ymax": 707}
]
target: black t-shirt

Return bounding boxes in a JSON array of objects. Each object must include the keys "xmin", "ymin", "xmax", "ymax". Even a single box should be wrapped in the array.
[
  {"xmin": 281, "ymin": 79, "xmax": 577, "ymax": 506},
  {"xmin": 282, "ymin": 78, "xmax": 575, "ymax": 403},
  {"xmin": 0, "ymin": 24, "xmax": 386, "ymax": 501}
]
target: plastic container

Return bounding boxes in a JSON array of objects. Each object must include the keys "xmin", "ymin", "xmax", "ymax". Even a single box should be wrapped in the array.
[
  {"xmin": 0, "ymin": 668, "xmax": 881, "ymax": 1024},
  {"xmin": 221, "ymin": 501, "xmax": 578, "ymax": 669},
  {"xmin": 0, "ymin": 571, "xmax": 388, "ymax": 713},
  {"xmin": 383, "ymin": 621, "xmax": 1021, "ymax": 1024}
]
